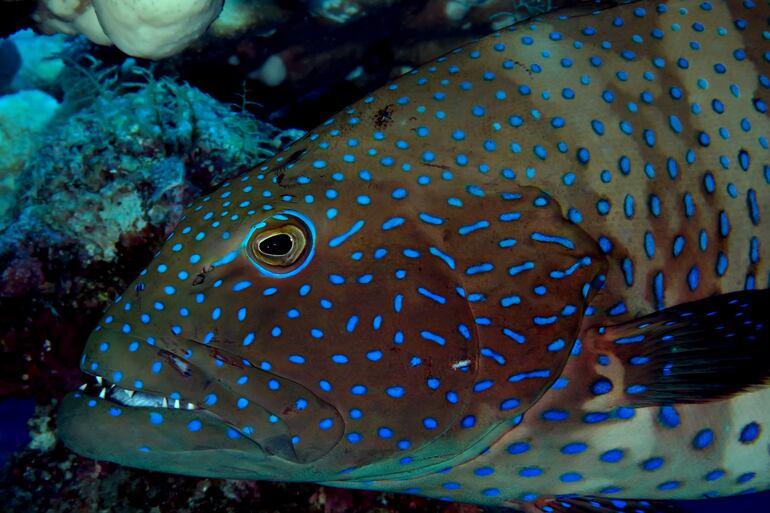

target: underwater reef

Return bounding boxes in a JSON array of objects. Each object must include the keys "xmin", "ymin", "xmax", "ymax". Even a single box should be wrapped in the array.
[{"xmin": 2, "ymin": 1, "xmax": 770, "ymax": 513}]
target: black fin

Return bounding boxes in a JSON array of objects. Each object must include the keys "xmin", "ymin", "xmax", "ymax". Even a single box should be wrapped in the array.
[
  {"xmin": 591, "ymin": 289, "xmax": 769, "ymax": 406},
  {"xmin": 537, "ymin": 496, "xmax": 681, "ymax": 513}
]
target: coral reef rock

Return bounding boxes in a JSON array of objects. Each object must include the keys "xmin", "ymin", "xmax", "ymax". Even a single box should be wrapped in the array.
[
  {"xmin": 1, "ymin": 29, "xmax": 67, "ymax": 93},
  {"xmin": 0, "ymin": 89, "xmax": 60, "ymax": 227}
]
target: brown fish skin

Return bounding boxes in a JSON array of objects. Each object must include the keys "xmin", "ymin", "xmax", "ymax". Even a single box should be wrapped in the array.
[{"xmin": 58, "ymin": 0, "xmax": 769, "ymax": 510}]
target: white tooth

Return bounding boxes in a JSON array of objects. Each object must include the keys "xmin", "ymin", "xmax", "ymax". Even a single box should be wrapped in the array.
[
  {"xmin": 162, "ymin": 397, "xmax": 169, "ymax": 408},
  {"xmin": 79, "ymin": 384, "xmax": 87, "ymax": 391},
  {"xmin": 173, "ymin": 399, "xmax": 181, "ymax": 409},
  {"xmin": 126, "ymin": 390, "xmax": 135, "ymax": 398},
  {"xmin": 96, "ymin": 376, "xmax": 103, "ymax": 385},
  {"xmin": 186, "ymin": 402, "xmax": 195, "ymax": 410},
  {"xmin": 99, "ymin": 388, "xmax": 107, "ymax": 399}
]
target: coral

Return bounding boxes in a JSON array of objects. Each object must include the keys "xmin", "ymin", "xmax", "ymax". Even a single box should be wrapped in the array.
[
  {"xmin": 2, "ymin": 29, "xmax": 68, "ymax": 92},
  {"xmin": 0, "ymin": 57, "xmax": 303, "ymax": 402},
  {"xmin": 25, "ymin": 403, "xmax": 57, "ymax": 452},
  {"xmin": 12, "ymin": 71, "xmax": 299, "ymax": 263},
  {"xmin": 0, "ymin": 89, "xmax": 60, "ymax": 227}
]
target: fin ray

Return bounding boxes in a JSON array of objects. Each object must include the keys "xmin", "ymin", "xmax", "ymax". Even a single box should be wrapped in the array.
[{"xmin": 590, "ymin": 289, "xmax": 769, "ymax": 406}]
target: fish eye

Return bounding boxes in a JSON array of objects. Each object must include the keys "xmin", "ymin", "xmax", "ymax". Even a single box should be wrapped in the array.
[
  {"xmin": 258, "ymin": 233, "xmax": 294, "ymax": 257},
  {"xmin": 253, "ymin": 226, "xmax": 305, "ymax": 266},
  {"xmin": 243, "ymin": 211, "xmax": 316, "ymax": 278}
]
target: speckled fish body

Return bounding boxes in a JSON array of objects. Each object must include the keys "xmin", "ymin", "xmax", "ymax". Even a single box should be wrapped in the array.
[{"xmin": 59, "ymin": 0, "xmax": 770, "ymax": 511}]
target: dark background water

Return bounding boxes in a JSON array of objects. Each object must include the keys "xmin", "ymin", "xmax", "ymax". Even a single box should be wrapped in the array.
[{"xmin": 0, "ymin": 398, "xmax": 34, "ymax": 467}]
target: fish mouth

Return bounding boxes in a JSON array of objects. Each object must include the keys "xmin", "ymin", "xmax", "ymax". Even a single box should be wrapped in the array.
[
  {"xmin": 66, "ymin": 351, "xmax": 300, "ymax": 463},
  {"xmin": 57, "ymin": 386, "xmax": 279, "ymax": 480},
  {"xmin": 56, "ymin": 324, "xmax": 283, "ymax": 476},
  {"xmin": 59, "ymin": 327, "xmax": 345, "ymax": 474},
  {"xmin": 58, "ymin": 366, "xmax": 292, "ymax": 480},
  {"xmin": 76, "ymin": 374, "xmax": 200, "ymax": 411}
]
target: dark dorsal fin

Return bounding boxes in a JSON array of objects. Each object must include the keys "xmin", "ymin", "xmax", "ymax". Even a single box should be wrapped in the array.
[
  {"xmin": 534, "ymin": 496, "xmax": 681, "ymax": 513},
  {"xmin": 589, "ymin": 289, "xmax": 769, "ymax": 406}
]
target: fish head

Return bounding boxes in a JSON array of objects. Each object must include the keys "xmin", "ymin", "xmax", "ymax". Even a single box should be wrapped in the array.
[
  {"xmin": 57, "ymin": 144, "xmax": 480, "ymax": 480},
  {"xmin": 59, "ymin": 89, "xmax": 605, "ymax": 482}
]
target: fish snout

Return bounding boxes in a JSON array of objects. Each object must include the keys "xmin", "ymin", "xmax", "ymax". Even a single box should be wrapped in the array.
[{"xmin": 74, "ymin": 324, "xmax": 346, "ymax": 471}]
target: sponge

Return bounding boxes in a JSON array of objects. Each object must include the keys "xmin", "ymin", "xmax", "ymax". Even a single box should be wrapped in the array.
[
  {"xmin": 36, "ymin": 0, "xmax": 224, "ymax": 59},
  {"xmin": 92, "ymin": 0, "xmax": 224, "ymax": 59},
  {"xmin": 36, "ymin": 0, "xmax": 111, "ymax": 45}
]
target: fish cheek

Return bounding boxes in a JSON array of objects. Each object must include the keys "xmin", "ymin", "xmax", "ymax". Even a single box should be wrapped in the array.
[
  {"xmin": 389, "ymin": 183, "xmax": 609, "ymax": 469},
  {"xmin": 240, "ymin": 221, "xmax": 485, "ymax": 471},
  {"xmin": 181, "ymin": 337, "xmax": 346, "ymax": 465}
]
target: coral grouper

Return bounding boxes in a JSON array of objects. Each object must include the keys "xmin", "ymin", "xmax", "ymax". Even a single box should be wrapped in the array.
[{"xmin": 59, "ymin": 1, "xmax": 770, "ymax": 512}]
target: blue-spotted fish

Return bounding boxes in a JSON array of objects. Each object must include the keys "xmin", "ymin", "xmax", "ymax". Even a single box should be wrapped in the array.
[{"xmin": 59, "ymin": 1, "xmax": 770, "ymax": 511}]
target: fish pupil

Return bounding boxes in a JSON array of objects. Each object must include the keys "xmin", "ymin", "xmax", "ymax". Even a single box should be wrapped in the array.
[{"xmin": 259, "ymin": 233, "xmax": 294, "ymax": 256}]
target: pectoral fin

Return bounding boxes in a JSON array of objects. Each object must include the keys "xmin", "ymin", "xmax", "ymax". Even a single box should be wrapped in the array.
[{"xmin": 589, "ymin": 289, "xmax": 769, "ymax": 406}]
